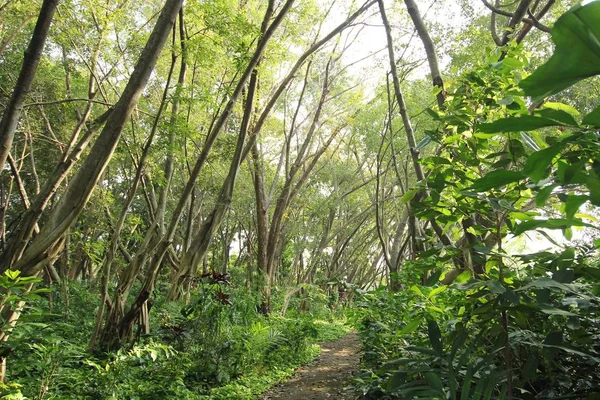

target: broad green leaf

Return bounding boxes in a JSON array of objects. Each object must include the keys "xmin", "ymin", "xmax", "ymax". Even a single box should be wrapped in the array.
[
  {"xmin": 522, "ymin": 355, "xmax": 539, "ymax": 380},
  {"xmin": 540, "ymin": 344, "xmax": 600, "ymax": 363},
  {"xmin": 478, "ymin": 115, "xmax": 569, "ymax": 133},
  {"xmin": 567, "ymin": 316, "xmax": 581, "ymax": 329},
  {"xmin": 488, "ymin": 280, "xmax": 506, "ymax": 294},
  {"xmin": 450, "ymin": 330, "xmax": 469, "ymax": 362},
  {"xmin": 523, "ymin": 144, "xmax": 564, "ymax": 182},
  {"xmin": 543, "ymin": 102, "xmax": 580, "ymax": 116},
  {"xmin": 428, "ymin": 305, "xmax": 444, "ymax": 313},
  {"xmin": 427, "ymin": 285, "xmax": 447, "ymax": 299},
  {"xmin": 406, "ymin": 346, "xmax": 439, "ymax": 357},
  {"xmin": 503, "ymin": 288, "xmax": 519, "ymax": 305},
  {"xmin": 400, "ymin": 319, "xmax": 421, "ymax": 335},
  {"xmin": 564, "ymin": 195, "xmax": 588, "ymax": 220},
  {"xmin": 535, "ymin": 185, "xmax": 556, "ymax": 206},
  {"xmin": 461, "ymin": 366, "xmax": 474, "ymax": 400},
  {"xmin": 424, "ymin": 372, "xmax": 444, "ymax": 394},
  {"xmin": 538, "ymin": 304, "xmax": 577, "ymax": 316},
  {"xmin": 470, "ymin": 170, "xmax": 524, "ymax": 192},
  {"xmin": 427, "ymin": 320, "xmax": 444, "ymax": 357},
  {"xmin": 582, "ymin": 104, "xmax": 600, "ymax": 126},
  {"xmin": 410, "ymin": 285, "xmax": 425, "ymax": 298},
  {"xmin": 401, "ymin": 188, "xmax": 418, "ymax": 203},
  {"xmin": 520, "ymin": 1, "xmax": 600, "ymax": 99},
  {"xmin": 4, "ymin": 270, "xmax": 20, "ymax": 280},
  {"xmin": 587, "ymin": 174, "xmax": 600, "ymax": 206},
  {"xmin": 509, "ymin": 211, "xmax": 535, "ymax": 221},
  {"xmin": 519, "ymin": 277, "xmax": 578, "ymax": 293},
  {"xmin": 512, "ymin": 218, "xmax": 596, "ymax": 235},
  {"xmin": 553, "ymin": 269, "xmax": 575, "ymax": 283},
  {"xmin": 535, "ymin": 108, "xmax": 578, "ymax": 127},
  {"xmin": 544, "ymin": 331, "xmax": 563, "ymax": 345}
]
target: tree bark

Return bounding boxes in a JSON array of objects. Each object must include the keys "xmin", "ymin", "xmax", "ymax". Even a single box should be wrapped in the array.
[
  {"xmin": 0, "ymin": 0, "xmax": 183, "ymax": 380},
  {"xmin": 9, "ymin": 0, "xmax": 183, "ymax": 276},
  {"xmin": 0, "ymin": 0, "xmax": 59, "ymax": 176},
  {"xmin": 403, "ymin": 0, "xmax": 445, "ymax": 108},
  {"xmin": 97, "ymin": 0, "xmax": 295, "ymax": 350}
]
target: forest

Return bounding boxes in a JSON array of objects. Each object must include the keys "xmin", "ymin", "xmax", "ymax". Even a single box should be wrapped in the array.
[{"xmin": 0, "ymin": 0, "xmax": 599, "ymax": 398}]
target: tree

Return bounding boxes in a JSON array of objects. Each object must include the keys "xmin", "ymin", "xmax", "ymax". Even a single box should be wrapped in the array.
[{"xmin": 0, "ymin": 0, "xmax": 183, "ymax": 380}]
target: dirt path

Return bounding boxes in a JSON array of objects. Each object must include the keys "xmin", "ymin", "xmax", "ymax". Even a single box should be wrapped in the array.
[{"xmin": 261, "ymin": 333, "xmax": 362, "ymax": 400}]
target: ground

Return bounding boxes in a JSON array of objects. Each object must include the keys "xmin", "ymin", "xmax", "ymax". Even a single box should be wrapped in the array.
[{"xmin": 261, "ymin": 333, "xmax": 361, "ymax": 400}]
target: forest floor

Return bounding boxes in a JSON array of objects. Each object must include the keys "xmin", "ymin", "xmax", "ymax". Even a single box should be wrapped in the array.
[{"xmin": 261, "ymin": 333, "xmax": 362, "ymax": 400}]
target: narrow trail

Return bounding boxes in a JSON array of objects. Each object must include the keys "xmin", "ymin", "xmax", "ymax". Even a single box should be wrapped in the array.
[{"xmin": 261, "ymin": 333, "xmax": 362, "ymax": 400}]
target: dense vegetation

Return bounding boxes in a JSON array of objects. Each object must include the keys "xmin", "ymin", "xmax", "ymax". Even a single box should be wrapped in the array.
[{"xmin": 1, "ymin": 0, "xmax": 599, "ymax": 398}]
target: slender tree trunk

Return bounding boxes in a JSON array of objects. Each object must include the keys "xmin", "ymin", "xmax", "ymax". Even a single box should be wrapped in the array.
[
  {"xmin": 165, "ymin": 0, "xmax": 272, "ymax": 302},
  {"xmin": 0, "ymin": 0, "xmax": 183, "ymax": 380},
  {"xmin": 7, "ymin": 0, "xmax": 183, "ymax": 276},
  {"xmin": 98, "ymin": 0, "xmax": 295, "ymax": 349},
  {"xmin": 403, "ymin": 0, "xmax": 445, "ymax": 108},
  {"xmin": 0, "ymin": 0, "xmax": 59, "ymax": 175},
  {"xmin": 378, "ymin": 0, "xmax": 423, "ymax": 183},
  {"xmin": 89, "ymin": 37, "xmax": 180, "ymax": 350}
]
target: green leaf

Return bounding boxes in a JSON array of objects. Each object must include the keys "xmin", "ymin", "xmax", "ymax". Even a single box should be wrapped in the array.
[
  {"xmin": 478, "ymin": 115, "xmax": 569, "ymax": 133},
  {"xmin": 539, "ymin": 344, "xmax": 600, "ymax": 363},
  {"xmin": 405, "ymin": 346, "xmax": 439, "ymax": 357},
  {"xmin": 523, "ymin": 144, "xmax": 564, "ymax": 182},
  {"xmin": 470, "ymin": 170, "xmax": 524, "ymax": 192},
  {"xmin": 519, "ymin": 277, "xmax": 578, "ymax": 293},
  {"xmin": 461, "ymin": 366, "xmax": 474, "ymax": 400},
  {"xmin": 401, "ymin": 188, "xmax": 419, "ymax": 203},
  {"xmin": 553, "ymin": 269, "xmax": 575, "ymax": 283},
  {"xmin": 512, "ymin": 218, "xmax": 596, "ymax": 235},
  {"xmin": 565, "ymin": 195, "xmax": 589, "ymax": 220},
  {"xmin": 400, "ymin": 319, "xmax": 421, "ymax": 335},
  {"xmin": 535, "ymin": 108, "xmax": 579, "ymax": 126},
  {"xmin": 427, "ymin": 285, "xmax": 447, "ymax": 299},
  {"xmin": 424, "ymin": 372, "xmax": 444, "ymax": 394},
  {"xmin": 427, "ymin": 320, "xmax": 444, "ymax": 357},
  {"xmin": 567, "ymin": 316, "xmax": 581, "ymax": 330},
  {"xmin": 503, "ymin": 288, "xmax": 520, "ymax": 305},
  {"xmin": 544, "ymin": 331, "xmax": 563, "ymax": 345},
  {"xmin": 586, "ymin": 174, "xmax": 600, "ymax": 206},
  {"xmin": 416, "ymin": 136, "xmax": 432, "ymax": 151},
  {"xmin": 535, "ymin": 185, "xmax": 556, "ymax": 206},
  {"xmin": 450, "ymin": 330, "xmax": 469, "ymax": 362},
  {"xmin": 583, "ymin": 104, "xmax": 600, "ymax": 126},
  {"xmin": 522, "ymin": 355, "xmax": 539, "ymax": 380},
  {"xmin": 425, "ymin": 107, "xmax": 441, "ymax": 120},
  {"xmin": 538, "ymin": 304, "xmax": 577, "ymax": 316},
  {"xmin": 520, "ymin": 1, "xmax": 600, "ymax": 99},
  {"xmin": 4, "ymin": 270, "xmax": 20, "ymax": 280},
  {"xmin": 488, "ymin": 280, "xmax": 506, "ymax": 294},
  {"xmin": 543, "ymin": 102, "xmax": 580, "ymax": 116}
]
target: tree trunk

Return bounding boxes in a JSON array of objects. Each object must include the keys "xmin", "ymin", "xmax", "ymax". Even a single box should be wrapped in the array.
[
  {"xmin": 0, "ymin": 0, "xmax": 183, "ymax": 380},
  {"xmin": 0, "ymin": 0, "xmax": 59, "ymax": 175},
  {"xmin": 98, "ymin": 0, "xmax": 295, "ymax": 349},
  {"xmin": 403, "ymin": 0, "xmax": 445, "ymax": 108}
]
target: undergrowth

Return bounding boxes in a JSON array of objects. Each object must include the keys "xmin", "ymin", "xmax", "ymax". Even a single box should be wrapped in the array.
[{"xmin": 2, "ymin": 280, "xmax": 349, "ymax": 399}]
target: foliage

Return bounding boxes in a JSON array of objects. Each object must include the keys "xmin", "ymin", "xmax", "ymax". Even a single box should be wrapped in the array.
[
  {"xmin": 352, "ymin": 2, "xmax": 600, "ymax": 399},
  {"xmin": 4, "ymin": 279, "xmax": 345, "ymax": 398},
  {"xmin": 2, "ymin": 0, "xmax": 600, "ymax": 399}
]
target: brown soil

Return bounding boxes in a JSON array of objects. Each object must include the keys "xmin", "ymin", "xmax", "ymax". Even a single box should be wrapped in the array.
[{"xmin": 261, "ymin": 333, "xmax": 362, "ymax": 400}]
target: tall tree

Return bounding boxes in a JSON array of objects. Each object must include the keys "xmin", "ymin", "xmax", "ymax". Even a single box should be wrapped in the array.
[
  {"xmin": 0, "ymin": 0, "xmax": 59, "ymax": 175},
  {"xmin": 0, "ymin": 0, "xmax": 183, "ymax": 381}
]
